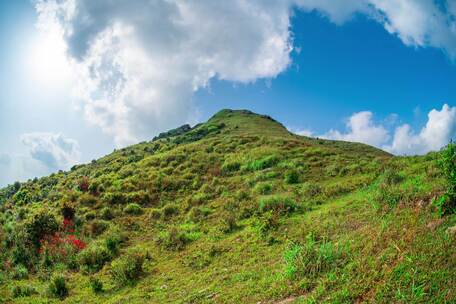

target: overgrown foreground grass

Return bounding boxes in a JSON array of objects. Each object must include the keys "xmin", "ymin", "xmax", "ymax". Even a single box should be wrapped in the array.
[{"xmin": 0, "ymin": 109, "xmax": 455, "ymax": 303}]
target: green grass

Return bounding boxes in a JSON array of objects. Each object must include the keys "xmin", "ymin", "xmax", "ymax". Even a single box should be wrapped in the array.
[{"xmin": 0, "ymin": 109, "xmax": 454, "ymax": 303}]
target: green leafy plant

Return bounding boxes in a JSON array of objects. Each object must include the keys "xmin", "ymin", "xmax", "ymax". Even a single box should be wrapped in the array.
[
  {"xmin": 110, "ymin": 250, "xmax": 146, "ymax": 285},
  {"xmin": 434, "ymin": 142, "xmax": 456, "ymax": 216},
  {"xmin": 48, "ymin": 274, "xmax": 68, "ymax": 299}
]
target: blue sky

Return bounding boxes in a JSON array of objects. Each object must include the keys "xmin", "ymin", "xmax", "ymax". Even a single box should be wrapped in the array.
[{"xmin": 1, "ymin": 0, "xmax": 456, "ymax": 186}]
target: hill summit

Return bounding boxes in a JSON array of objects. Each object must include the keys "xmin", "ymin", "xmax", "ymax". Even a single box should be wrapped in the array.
[{"xmin": 0, "ymin": 109, "xmax": 454, "ymax": 303}]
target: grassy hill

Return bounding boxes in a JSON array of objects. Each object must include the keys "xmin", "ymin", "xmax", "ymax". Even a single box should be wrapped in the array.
[{"xmin": 0, "ymin": 109, "xmax": 455, "ymax": 303}]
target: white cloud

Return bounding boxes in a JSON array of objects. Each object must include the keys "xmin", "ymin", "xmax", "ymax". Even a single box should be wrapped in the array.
[
  {"xmin": 295, "ymin": 104, "xmax": 456, "ymax": 155},
  {"xmin": 33, "ymin": 0, "xmax": 456, "ymax": 147},
  {"xmin": 21, "ymin": 133, "xmax": 80, "ymax": 170},
  {"xmin": 386, "ymin": 104, "xmax": 456, "ymax": 155},
  {"xmin": 322, "ymin": 111, "xmax": 390, "ymax": 147}
]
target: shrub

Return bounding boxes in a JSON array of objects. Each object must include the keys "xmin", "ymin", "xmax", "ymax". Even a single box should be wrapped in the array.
[
  {"xmin": 221, "ymin": 161, "xmax": 241, "ymax": 174},
  {"xmin": 149, "ymin": 209, "xmax": 162, "ymax": 221},
  {"xmin": 434, "ymin": 143, "xmax": 456, "ymax": 216},
  {"xmin": 12, "ymin": 264, "xmax": 28, "ymax": 280},
  {"xmin": 105, "ymin": 233, "xmax": 123, "ymax": 255},
  {"xmin": 78, "ymin": 244, "xmax": 112, "ymax": 272},
  {"xmin": 48, "ymin": 274, "xmax": 68, "ymax": 299},
  {"xmin": 87, "ymin": 220, "xmax": 109, "ymax": 237},
  {"xmin": 380, "ymin": 169, "xmax": 404, "ymax": 186},
  {"xmin": 123, "ymin": 203, "xmax": 142, "ymax": 215},
  {"xmin": 284, "ymin": 170, "xmax": 300, "ymax": 184},
  {"xmin": 220, "ymin": 211, "xmax": 238, "ymax": 233},
  {"xmin": 259, "ymin": 196, "xmax": 298, "ymax": 215},
  {"xmin": 301, "ymin": 183, "xmax": 322, "ymax": 197},
  {"xmin": 245, "ymin": 155, "xmax": 279, "ymax": 171},
  {"xmin": 11, "ymin": 285, "xmax": 36, "ymax": 298},
  {"xmin": 89, "ymin": 277, "xmax": 103, "ymax": 293},
  {"xmin": 110, "ymin": 250, "xmax": 145, "ymax": 285},
  {"xmin": 79, "ymin": 193, "xmax": 99, "ymax": 207},
  {"xmin": 284, "ymin": 234, "xmax": 346, "ymax": 280},
  {"xmin": 102, "ymin": 192, "xmax": 126, "ymax": 205},
  {"xmin": 100, "ymin": 207, "xmax": 114, "ymax": 220},
  {"xmin": 254, "ymin": 183, "xmax": 273, "ymax": 195},
  {"xmin": 24, "ymin": 210, "xmax": 59, "ymax": 248},
  {"xmin": 158, "ymin": 227, "xmax": 192, "ymax": 251},
  {"xmin": 188, "ymin": 206, "xmax": 211, "ymax": 222},
  {"xmin": 162, "ymin": 204, "xmax": 179, "ymax": 219}
]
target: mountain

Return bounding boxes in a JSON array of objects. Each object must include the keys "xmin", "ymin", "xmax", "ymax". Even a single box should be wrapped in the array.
[{"xmin": 0, "ymin": 109, "xmax": 454, "ymax": 303}]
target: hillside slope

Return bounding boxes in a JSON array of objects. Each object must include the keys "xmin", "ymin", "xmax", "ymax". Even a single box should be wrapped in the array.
[{"xmin": 0, "ymin": 109, "xmax": 454, "ymax": 303}]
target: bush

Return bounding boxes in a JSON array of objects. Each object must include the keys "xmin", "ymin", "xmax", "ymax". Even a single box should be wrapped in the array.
[
  {"xmin": 24, "ymin": 210, "xmax": 59, "ymax": 248},
  {"xmin": 284, "ymin": 234, "xmax": 346, "ymax": 280},
  {"xmin": 123, "ymin": 203, "xmax": 142, "ymax": 215},
  {"xmin": 158, "ymin": 227, "xmax": 193, "ymax": 251},
  {"xmin": 87, "ymin": 220, "xmax": 109, "ymax": 237},
  {"xmin": 100, "ymin": 207, "xmax": 114, "ymax": 220},
  {"xmin": 110, "ymin": 250, "xmax": 145, "ymax": 285},
  {"xmin": 380, "ymin": 169, "xmax": 404, "ymax": 186},
  {"xmin": 89, "ymin": 277, "xmax": 103, "ymax": 293},
  {"xmin": 301, "ymin": 183, "xmax": 322, "ymax": 197},
  {"xmin": 11, "ymin": 284, "xmax": 36, "ymax": 298},
  {"xmin": 254, "ymin": 183, "xmax": 273, "ymax": 195},
  {"xmin": 187, "ymin": 206, "xmax": 211, "ymax": 222},
  {"xmin": 284, "ymin": 170, "xmax": 300, "ymax": 184},
  {"xmin": 78, "ymin": 193, "xmax": 99, "ymax": 207},
  {"xmin": 149, "ymin": 209, "xmax": 162, "ymax": 221},
  {"xmin": 162, "ymin": 204, "xmax": 179, "ymax": 219},
  {"xmin": 259, "ymin": 196, "xmax": 298, "ymax": 215},
  {"xmin": 221, "ymin": 161, "xmax": 241, "ymax": 174},
  {"xmin": 435, "ymin": 143, "xmax": 456, "ymax": 216},
  {"xmin": 245, "ymin": 155, "xmax": 279, "ymax": 171},
  {"xmin": 78, "ymin": 244, "xmax": 112, "ymax": 272},
  {"xmin": 105, "ymin": 233, "xmax": 123, "ymax": 255},
  {"xmin": 12, "ymin": 264, "xmax": 28, "ymax": 280},
  {"xmin": 48, "ymin": 274, "xmax": 68, "ymax": 299},
  {"xmin": 220, "ymin": 211, "xmax": 238, "ymax": 233}
]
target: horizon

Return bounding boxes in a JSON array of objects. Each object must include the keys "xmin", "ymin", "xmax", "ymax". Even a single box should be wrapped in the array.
[{"xmin": 1, "ymin": 0, "xmax": 456, "ymax": 186}]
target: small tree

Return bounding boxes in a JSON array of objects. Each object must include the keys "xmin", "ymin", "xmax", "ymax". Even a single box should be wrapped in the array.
[{"xmin": 435, "ymin": 142, "xmax": 456, "ymax": 216}]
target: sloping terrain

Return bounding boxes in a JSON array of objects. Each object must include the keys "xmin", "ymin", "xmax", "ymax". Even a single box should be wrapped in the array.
[{"xmin": 0, "ymin": 109, "xmax": 454, "ymax": 303}]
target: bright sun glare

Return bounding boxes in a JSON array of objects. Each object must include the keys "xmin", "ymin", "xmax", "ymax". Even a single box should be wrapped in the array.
[{"xmin": 27, "ymin": 28, "xmax": 72, "ymax": 89}]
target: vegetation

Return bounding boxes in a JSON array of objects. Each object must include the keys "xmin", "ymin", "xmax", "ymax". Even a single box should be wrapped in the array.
[{"xmin": 0, "ymin": 109, "xmax": 454, "ymax": 303}]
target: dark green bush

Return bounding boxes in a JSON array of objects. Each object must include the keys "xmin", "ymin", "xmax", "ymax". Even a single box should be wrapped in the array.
[
  {"xmin": 11, "ymin": 284, "xmax": 36, "ymax": 298},
  {"xmin": 254, "ymin": 183, "xmax": 273, "ymax": 195},
  {"xmin": 78, "ymin": 193, "xmax": 99, "ymax": 207},
  {"xmin": 158, "ymin": 227, "xmax": 192, "ymax": 251},
  {"xmin": 162, "ymin": 204, "xmax": 179, "ymax": 219},
  {"xmin": 78, "ymin": 244, "xmax": 112, "ymax": 272},
  {"xmin": 89, "ymin": 277, "xmax": 103, "ymax": 293},
  {"xmin": 221, "ymin": 161, "xmax": 241, "ymax": 174},
  {"xmin": 48, "ymin": 274, "xmax": 68, "ymax": 299},
  {"xmin": 24, "ymin": 210, "xmax": 59, "ymax": 248},
  {"xmin": 434, "ymin": 143, "xmax": 456, "ymax": 216},
  {"xmin": 284, "ymin": 234, "xmax": 347, "ymax": 280},
  {"xmin": 123, "ymin": 203, "xmax": 142, "ymax": 215},
  {"xmin": 284, "ymin": 170, "xmax": 300, "ymax": 184},
  {"xmin": 110, "ymin": 250, "xmax": 146, "ymax": 285}
]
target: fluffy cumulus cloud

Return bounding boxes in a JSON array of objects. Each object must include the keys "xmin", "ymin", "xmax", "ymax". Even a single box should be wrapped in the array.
[
  {"xmin": 387, "ymin": 104, "xmax": 456, "ymax": 155},
  {"xmin": 34, "ymin": 0, "xmax": 456, "ymax": 147},
  {"xmin": 304, "ymin": 104, "xmax": 456, "ymax": 155},
  {"xmin": 322, "ymin": 111, "xmax": 390, "ymax": 147},
  {"xmin": 21, "ymin": 133, "xmax": 80, "ymax": 170}
]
